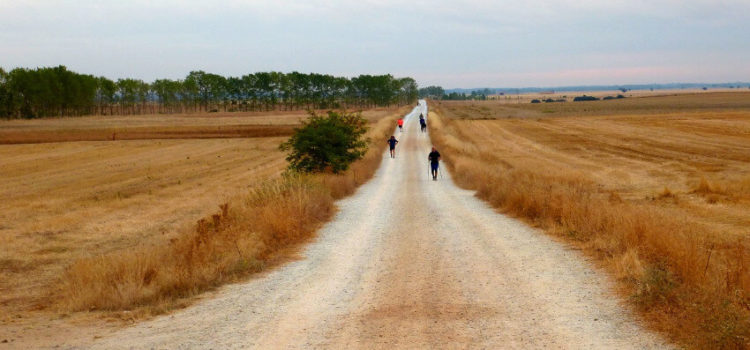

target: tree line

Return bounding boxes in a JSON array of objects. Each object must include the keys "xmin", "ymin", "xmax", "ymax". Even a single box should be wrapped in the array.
[
  {"xmin": 0, "ymin": 66, "xmax": 418, "ymax": 119},
  {"xmin": 418, "ymin": 85, "xmax": 491, "ymax": 100}
]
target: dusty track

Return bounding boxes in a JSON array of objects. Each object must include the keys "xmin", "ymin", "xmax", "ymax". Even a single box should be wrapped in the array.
[{"xmin": 87, "ymin": 102, "xmax": 670, "ymax": 349}]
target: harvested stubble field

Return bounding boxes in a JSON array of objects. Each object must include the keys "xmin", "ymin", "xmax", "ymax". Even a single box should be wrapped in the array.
[
  {"xmin": 0, "ymin": 107, "xmax": 402, "ymax": 345},
  {"xmin": 456, "ymin": 90, "xmax": 750, "ymax": 119},
  {"xmin": 0, "ymin": 109, "xmax": 396, "ymax": 144},
  {"xmin": 488, "ymin": 88, "xmax": 746, "ymax": 105},
  {"xmin": 431, "ymin": 92, "xmax": 750, "ymax": 349}
]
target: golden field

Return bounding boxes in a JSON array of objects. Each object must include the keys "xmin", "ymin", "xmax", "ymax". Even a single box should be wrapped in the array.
[
  {"xmin": 0, "ymin": 107, "xmax": 401, "ymax": 325},
  {"xmin": 430, "ymin": 92, "xmax": 750, "ymax": 349},
  {"xmin": 486, "ymin": 87, "xmax": 750, "ymax": 105},
  {"xmin": 0, "ymin": 109, "xmax": 397, "ymax": 144}
]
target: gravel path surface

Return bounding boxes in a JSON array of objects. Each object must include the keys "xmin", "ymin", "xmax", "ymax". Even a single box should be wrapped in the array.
[{"xmin": 88, "ymin": 101, "xmax": 671, "ymax": 349}]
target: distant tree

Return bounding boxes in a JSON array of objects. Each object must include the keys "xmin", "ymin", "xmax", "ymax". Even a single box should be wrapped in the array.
[
  {"xmin": 185, "ymin": 71, "xmax": 228, "ymax": 112},
  {"xmin": 442, "ymin": 92, "xmax": 467, "ymax": 100},
  {"xmin": 95, "ymin": 77, "xmax": 117, "ymax": 115},
  {"xmin": 279, "ymin": 111, "xmax": 369, "ymax": 173},
  {"xmin": 397, "ymin": 77, "xmax": 419, "ymax": 105},
  {"xmin": 531, "ymin": 99, "xmax": 541, "ymax": 103},
  {"xmin": 470, "ymin": 90, "xmax": 488, "ymax": 100},
  {"xmin": 225, "ymin": 76, "xmax": 244, "ymax": 111},
  {"xmin": 253, "ymin": 72, "xmax": 277, "ymax": 110},
  {"xmin": 419, "ymin": 85, "xmax": 445, "ymax": 99},
  {"xmin": 152, "ymin": 79, "xmax": 184, "ymax": 113},
  {"xmin": 0, "ymin": 68, "xmax": 10, "ymax": 118},
  {"xmin": 573, "ymin": 95, "xmax": 599, "ymax": 102},
  {"xmin": 116, "ymin": 78, "xmax": 147, "ymax": 114}
]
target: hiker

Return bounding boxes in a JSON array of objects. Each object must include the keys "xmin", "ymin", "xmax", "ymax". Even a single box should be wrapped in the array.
[
  {"xmin": 397, "ymin": 118, "xmax": 404, "ymax": 132},
  {"xmin": 428, "ymin": 147, "xmax": 441, "ymax": 180},
  {"xmin": 387, "ymin": 136, "xmax": 399, "ymax": 158},
  {"xmin": 419, "ymin": 115, "xmax": 427, "ymax": 133}
]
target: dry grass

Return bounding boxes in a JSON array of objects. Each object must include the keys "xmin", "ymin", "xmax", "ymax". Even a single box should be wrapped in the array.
[
  {"xmin": 55, "ymin": 174, "xmax": 335, "ymax": 312},
  {"xmin": 430, "ymin": 93, "xmax": 750, "ymax": 349},
  {"xmin": 46, "ymin": 110, "xmax": 399, "ymax": 315}
]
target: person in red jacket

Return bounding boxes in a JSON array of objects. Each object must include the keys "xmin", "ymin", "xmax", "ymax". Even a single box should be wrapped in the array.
[{"xmin": 397, "ymin": 118, "xmax": 404, "ymax": 132}]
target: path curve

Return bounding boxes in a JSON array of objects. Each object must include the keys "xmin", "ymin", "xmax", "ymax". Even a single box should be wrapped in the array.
[{"xmin": 88, "ymin": 101, "xmax": 671, "ymax": 349}]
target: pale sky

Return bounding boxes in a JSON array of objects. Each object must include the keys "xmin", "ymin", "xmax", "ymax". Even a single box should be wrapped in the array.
[{"xmin": 2, "ymin": 0, "xmax": 749, "ymax": 88}]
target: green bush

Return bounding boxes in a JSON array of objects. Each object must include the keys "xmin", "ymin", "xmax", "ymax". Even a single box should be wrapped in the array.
[{"xmin": 280, "ymin": 111, "xmax": 369, "ymax": 173}]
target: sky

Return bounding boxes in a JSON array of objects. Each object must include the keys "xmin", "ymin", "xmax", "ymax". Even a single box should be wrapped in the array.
[{"xmin": 1, "ymin": 0, "xmax": 749, "ymax": 88}]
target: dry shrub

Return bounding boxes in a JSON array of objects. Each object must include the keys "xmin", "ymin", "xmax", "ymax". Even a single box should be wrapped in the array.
[
  {"xmin": 658, "ymin": 187, "xmax": 674, "ymax": 198},
  {"xmin": 694, "ymin": 177, "xmax": 716, "ymax": 194},
  {"xmin": 56, "ymin": 174, "xmax": 334, "ymax": 312},
  {"xmin": 53, "ymin": 112, "xmax": 398, "ymax": 314},
  {"xmin": 613, "ymin": 249, "xmax": 646, "ymax": 282},
  {"xmin": 609, "ymin": 191, "xmax": 624, "ymax": 203},
  {"xmin": 429, "ymin": 109, "xmax": 750, "ymax": 349},
  {"xmin": 693, "ymin": 176, "xmax": 750, "ymax": 203}
]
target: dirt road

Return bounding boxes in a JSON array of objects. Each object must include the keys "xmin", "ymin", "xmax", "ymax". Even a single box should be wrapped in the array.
[{"xmin": 88, "ymin": 101, "xmax": 670, "ymax": 349}]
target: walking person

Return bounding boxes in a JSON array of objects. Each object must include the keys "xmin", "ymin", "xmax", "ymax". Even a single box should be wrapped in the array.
[
  {"xmin": 387, "ymin": 136, "xmax": 399, "ymax": 158},
  {"xmin": 419, "ymin": 115, "xmax": 427, "ymax": 133},
  {"xmin": 397, "ymin": 118, "xmax": 404, "ymax": 132},
  {"xmin": 428, "ymin": 147, "xmax": 441, "ymax": 180}
]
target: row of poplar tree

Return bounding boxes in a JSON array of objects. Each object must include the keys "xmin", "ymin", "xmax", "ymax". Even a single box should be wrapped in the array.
[{"xmin": 0, "ymin": 66, "xmax": 419, "ymax": 119}]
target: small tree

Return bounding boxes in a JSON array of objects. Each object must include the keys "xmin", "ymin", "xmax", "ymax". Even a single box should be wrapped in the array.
[
  {"xmin": 573, "ymin": 95, "xmax": 599, "ymax": 102},
  {"xmin": 280, "ymin": 111, "xmax": 369, "ymax": 173}
]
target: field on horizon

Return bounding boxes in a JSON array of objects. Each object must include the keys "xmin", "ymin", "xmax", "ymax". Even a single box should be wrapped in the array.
[
  {"xmin": 482, "ymin": 88, "xmax": 750, "ymax": 105},
  {"xmin": 441, "ymin": 90, "xmax": 750, "ymax": 117},
  {"xmin": 0, "ymin": 107, "xmax": 399, "ymax": 320},
  {"xmin": 431, "ymin": 91, "xmax": 750, "ymax": 348}
]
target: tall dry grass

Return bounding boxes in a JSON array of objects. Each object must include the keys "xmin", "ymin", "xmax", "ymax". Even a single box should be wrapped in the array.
[
  {"xmin": 53, "ymin": 113, "xmax": 398, "ymax": 314},
  {"xmin": 56, "ymin": 175, "xmax": 333, "ymax": 312},
  {"xmin": 428, "ymin": 109, "xmax": 750, "ymax": 349}
]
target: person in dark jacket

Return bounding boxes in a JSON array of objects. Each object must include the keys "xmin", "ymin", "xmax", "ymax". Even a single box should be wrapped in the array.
[
  {"xmin": 387, "ymin": 136, "xmax": 399, "ymax": 158},
  {"xmin": 428, "ymin": 147, "xmax": 441, "ymax": 180}
]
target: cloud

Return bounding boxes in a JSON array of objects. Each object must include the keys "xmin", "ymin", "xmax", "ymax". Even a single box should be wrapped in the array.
[{"xmin": 1, "ymin": 0, "xmax": 749, "ymax": 86}]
